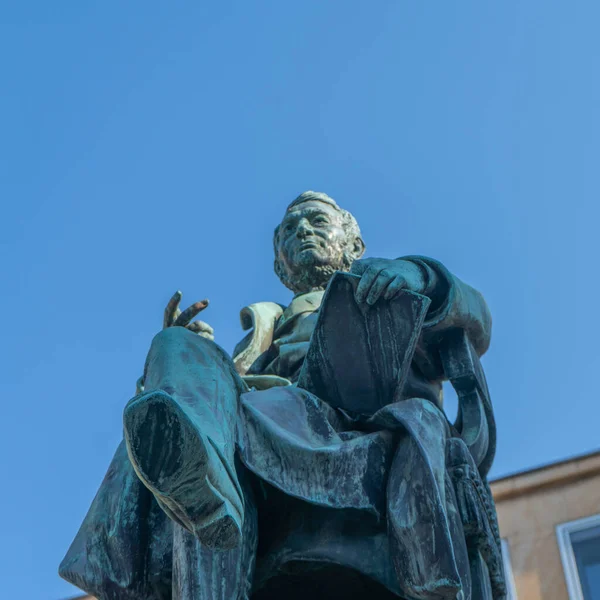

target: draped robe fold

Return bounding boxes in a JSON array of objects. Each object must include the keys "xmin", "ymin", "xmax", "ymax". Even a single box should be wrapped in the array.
[{"xmin": 60, "ymin": 257, "xmax": 492, "ymax": 600}]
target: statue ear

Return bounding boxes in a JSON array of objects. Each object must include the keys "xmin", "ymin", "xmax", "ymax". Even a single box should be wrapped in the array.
[{"xmin": 352, "ymin": 236, "xmax": 366, "ymax": 260}]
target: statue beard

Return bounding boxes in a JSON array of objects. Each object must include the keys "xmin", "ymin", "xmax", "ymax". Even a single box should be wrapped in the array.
[{"xmin": 277, "ymin": 249, "xmax": 354, "ymax": 295}]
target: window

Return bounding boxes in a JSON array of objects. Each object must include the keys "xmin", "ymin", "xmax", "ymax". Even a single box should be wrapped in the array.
[
  {"xmin": 501, "ymin": 538, "xmax": 518, "ymax": 599},
  {"xmin": 557, "ymin": 513, "xmax": 600, "ymax": 599}
]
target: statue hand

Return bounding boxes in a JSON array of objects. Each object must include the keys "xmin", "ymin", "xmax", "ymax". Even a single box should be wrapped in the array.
[
  {"xmin": 350, "ymin": 258, "xmax": 426, "ymax": 306},
  {"xmin": 163, "ymin": 291, "xmax": 215, "ymax": 341}
]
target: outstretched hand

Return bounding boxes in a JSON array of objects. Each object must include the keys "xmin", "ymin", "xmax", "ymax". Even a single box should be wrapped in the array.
[{"xmin": 163, "ymin": 291, "xmax": 215, "ymax": 341}]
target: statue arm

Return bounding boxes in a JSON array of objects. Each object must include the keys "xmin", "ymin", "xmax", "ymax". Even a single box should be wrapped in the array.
[{"xmin": 400, "ymin": 256, "xmax": 492, "ymax": 358}]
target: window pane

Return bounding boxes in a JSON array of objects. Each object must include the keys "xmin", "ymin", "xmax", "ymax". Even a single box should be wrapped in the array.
[{"xmin": 572, "ymin": 525, "xmax": 600, "ymax": 600}]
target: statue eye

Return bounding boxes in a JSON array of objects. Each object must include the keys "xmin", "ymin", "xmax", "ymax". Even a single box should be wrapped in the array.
[{"xmin": 313, "ymin": 217, "xmax": 329, "ymax": 226}]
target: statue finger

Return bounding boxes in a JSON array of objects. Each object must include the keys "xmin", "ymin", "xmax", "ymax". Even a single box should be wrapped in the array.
[
  {"xmin": 187, "ymin": 321, "xmax": 214, "ymax": 335},
  {"xmin": 164, "ymin": 291, "xmax": 182, "ymax": 328},
  {"xmin": 355, "ymin": 266, "xmax": 382, "ymax": 304},
  {"xmin": 383, "ymin": 275, "xmax": 408, "ymax": 300},
  {"xmin": 366, "ymin": 270, "xmax": 393, "ymax": 305},
  {"xmin": 174, "ymin": 299, "xmax": 209, "ymax": 327}
]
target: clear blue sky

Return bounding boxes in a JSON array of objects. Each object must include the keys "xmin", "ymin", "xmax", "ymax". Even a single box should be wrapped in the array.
[{"xmin": 1, "ymin": 2, "xmax": 597, "ymax": 598}]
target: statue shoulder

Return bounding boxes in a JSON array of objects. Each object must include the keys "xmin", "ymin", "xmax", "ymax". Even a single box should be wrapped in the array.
[{"xmin": 233, "ymin": 302, "xmax": 285, "ymax": 376}]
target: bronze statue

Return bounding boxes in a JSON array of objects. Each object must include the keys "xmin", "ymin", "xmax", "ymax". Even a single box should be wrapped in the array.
[{"xmin": 60, "ymin": 191, "xmax": 505, "ymax": 599}]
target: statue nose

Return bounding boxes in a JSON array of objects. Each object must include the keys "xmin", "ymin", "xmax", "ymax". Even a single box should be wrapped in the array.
[{"xmin": 296, "ymin": 219, "xmax": 313, "ymax": 238}]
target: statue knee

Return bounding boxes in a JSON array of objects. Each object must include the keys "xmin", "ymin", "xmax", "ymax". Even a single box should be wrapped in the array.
[
  {"xmin": 152, "ymin": 325, "xmax": 196, "ymax": 344},
  {"xmin": 149, "ymin": 326, "xmax": 219, "ymax": 357},
  {"xmin": 146, "ymin": 327, "xmax": 239, "ymax": 388}
]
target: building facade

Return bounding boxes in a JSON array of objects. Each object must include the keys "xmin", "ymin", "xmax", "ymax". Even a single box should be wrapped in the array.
[{"xmin": 492, "ymin": 449, "xmax": 600, "ymax": 600}]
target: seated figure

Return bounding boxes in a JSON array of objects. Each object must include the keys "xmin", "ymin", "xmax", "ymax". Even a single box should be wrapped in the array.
[{"xmin": 60, "ymin": 191, "xmax": 505, "ymax": 600}]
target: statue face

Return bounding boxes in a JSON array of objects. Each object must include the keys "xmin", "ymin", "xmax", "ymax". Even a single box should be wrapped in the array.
[{"xmin": 276, "ymin": 200, "xmax": 349, "ymax": 293}]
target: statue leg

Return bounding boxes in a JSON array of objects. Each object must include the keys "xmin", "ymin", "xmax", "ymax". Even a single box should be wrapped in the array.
[
  {"xmin": 374, "ymin": 398, "xmax": 472, "ymax": 600},
  {"xmin": 172, "ymin": 464, "xmax": 258, "ymax": 600},
  {"xmin": 123, "ymin": 327, "xmax": 247, "ymax": 550}
]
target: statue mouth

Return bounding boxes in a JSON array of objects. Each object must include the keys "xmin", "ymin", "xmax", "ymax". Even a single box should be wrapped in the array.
[{"xmin": 299, "ymin": 240, "xmax": 320, "ymax": 251}]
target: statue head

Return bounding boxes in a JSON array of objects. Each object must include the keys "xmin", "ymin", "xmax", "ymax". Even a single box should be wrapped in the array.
[{"xmin": 273, "ymin": 191, "xmax": 366, "ymax": 294}]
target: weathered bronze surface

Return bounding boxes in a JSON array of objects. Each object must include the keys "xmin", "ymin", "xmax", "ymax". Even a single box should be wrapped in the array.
[{"xmin": 60, "ymin": 191, "xmax": 505, "ymax": 599}]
